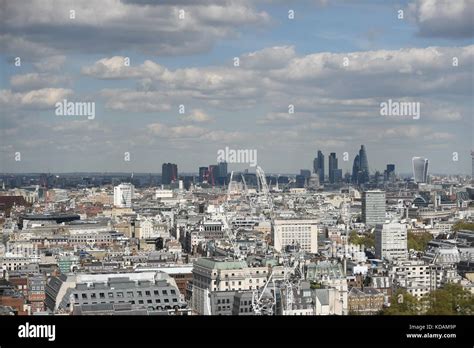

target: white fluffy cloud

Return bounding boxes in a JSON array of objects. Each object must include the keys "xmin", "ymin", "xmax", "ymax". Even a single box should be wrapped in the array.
[
  {"xmin": 0, "ymin": 0, "xmax": 270, "ymax": 58},
  {"xmin": 408, "ymin": 0, "xmax": 474, "ymax": 38},
  {"xmin": 10, "ymin": 73, "xmax": 70, "ymax": 92},
  {"xmin": 84, "ymin": 45, "xmax": 473, "ymax": 117},
  {"xmin": 0, "ymin": 88, "xmax": 73, "ymax": 109}
]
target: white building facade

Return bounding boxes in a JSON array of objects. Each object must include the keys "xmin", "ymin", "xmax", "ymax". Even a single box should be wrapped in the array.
[{"xmin": 273, "ymin": 219, "xmax": 318, "ymax": 253}]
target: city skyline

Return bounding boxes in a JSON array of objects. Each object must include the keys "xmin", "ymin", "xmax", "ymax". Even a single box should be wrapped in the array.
[{"xmin": 0, "ymin": 0, "xmax": 472, "ymax": 174}]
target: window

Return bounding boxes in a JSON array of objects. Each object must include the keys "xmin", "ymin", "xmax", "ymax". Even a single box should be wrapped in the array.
[
  {"xmin": 145, "ymin": 291, "xmax": 151, "ymax": 296},
  {"xmin": 162, "ymin": 290, "xmax": 168, "ymax": 295},
  {"xmin": 137, "ymin": 291, "xmax": 142, "ymax": 297},
  {"xmin": 117, "ymin": 292, "xmax": 123, "ymax": 298},
  {"xmin": 217, "ymin": 299, "xmax": 221, "ymax": 304},
  {"xmin": 108, "ymin": 292, "xmax": 114, "ymax": 298},
  {"xmin": 127, "ymin": 291, "xmax": 133, "ymax": 297},
  {"xmin": 147, "ymin": 299, "xmax": 152, "ymax": 304},
  {"xmin": 91, "ymin": 293, "xmax": 97, "ymax": 299},
  {"xmin": 99, "ymin": 293, "xmax": 105, "ymax": 299},
  {"xmin": 164, "ymin": 299, "xmax": 169, "ymax": 303},
  {"xmin": 155, "ymin": 299, "xmax": 161, "ymax": 303},
  {"xmin": 170, "ymin": 289, "xmax": 176, "ymax": 295},
  {"xmin": 154, "ymin": 290, "xmax": 159, "ymax": 295},
  {"xmin": 82, "ymin": 294, "xmax": 87, "ymax": 299},
  {"xmin": 74, "ymin": 294, "xmax": 78, "ymax": 299},
  {"xmin": 138, "ymin": 300, "xmax": 144, "ymax": 304},
  {"xmin": 172, "ymin": 298, "xmax": 177, "ymax": 302}
]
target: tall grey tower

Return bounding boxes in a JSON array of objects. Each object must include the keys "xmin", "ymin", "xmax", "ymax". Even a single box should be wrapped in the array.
[
  {"xmin": 412, "ymin": 157, "xmax": 429, "ymax": 184},
  {"xmin": 316, "ymin": 150, "xmax": 325, "ymax": 183}
]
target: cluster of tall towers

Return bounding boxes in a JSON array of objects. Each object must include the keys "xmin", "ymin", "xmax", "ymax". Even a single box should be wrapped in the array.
[
  {"xmin": 312, "ymin": 150, "xmax": 343, "ymax": 184},
  {"xmin": 313, "ymin": 145, "xmax": 369, "ymax": 184}
]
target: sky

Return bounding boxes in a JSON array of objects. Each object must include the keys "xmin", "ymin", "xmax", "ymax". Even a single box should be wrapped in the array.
[{"xmin": 0, "ymin": 0, "xmax": 473, "ymax": 175}]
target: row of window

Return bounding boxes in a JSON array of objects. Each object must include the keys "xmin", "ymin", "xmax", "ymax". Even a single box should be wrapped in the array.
[
  {"xmin": 79, "ymin": 297, "xmax": 178, "ymax": 304},
  {"xmin": 74, "ymin": 288, "xmax": 176, "ymax": 300}
]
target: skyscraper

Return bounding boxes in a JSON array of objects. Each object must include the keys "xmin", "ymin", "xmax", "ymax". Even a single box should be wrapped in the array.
[
  {"xmin": 199, "ymin": 166, "xmax": 208, "ymax": 183},
  {"xmin": 217, "ymin": 161, "xmax": 228, "ymax": 185},
  {"xmin": 352, "ymin": 154, "xmax": 360, "ymax": 184},
  {"xmin": 352, "ymin": 145, "xmax": 370, "ymax": 184},
  {"xmin": 208, "ymin": 165, "xmax": 218, "ymax": 186},
  {"xmin": 316, "ymin": 150, "xmax": 325, "ymax": 183},
  {"xmin": 412, "ymin": 157, "xmax": 428, "ymax": 184},
  {"xmin": 358, "ymin": 145, "xmax": 369, "ymax": 184},
  {"xmin": 113, "ymin": 183, "xmax": 134, "ymax": 208},
  {"xmin": 384, "ymin": 164, "xmax": 395, "ymax": 181},
  {"xmin": 300, "ymin": 169, "xmax": 311, "ymax": 178},
  {"xmin": 329, "ymin": 152, "xmax": 340, "ymax": 184},
  {"xmin": 362, "ymin": 190, "xmax": 386, "ymax": 226},
  {"xmin": 162, "ymin": 163, "xmax": 178, "ymax": 185}
]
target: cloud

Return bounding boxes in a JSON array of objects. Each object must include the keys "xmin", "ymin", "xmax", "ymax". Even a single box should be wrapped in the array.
[
  {"xmin": 33, "ymin": 55, "xmax": 67, "ymax": 72},
  {"xmin": 10, "ymin": 73, "xmax": 70, "ymax": 92},
  {"xmin": 0, "ymin": 88, "xmax": 73, "ymax": 109},
  {"xmin": 182, "ymin": 109, "xmax": 213, "ymax": 123},
  {"xmin": 147, "ymin": 123, "xmax": 207, "ymax": 138},
  {"xmin": 84, "ymin": 45, "xmax": 473, "ymax": 113},
  {"xmin": 408, "ymin": 0, "xmax": 474, "ymax": 38},
  {"xmin": 0, "ymin": 0, "xmax": 270, "ymax": 58},
  {"xmin": 99, "ymin": 89, "xmax": 172, "ymax": 112}
]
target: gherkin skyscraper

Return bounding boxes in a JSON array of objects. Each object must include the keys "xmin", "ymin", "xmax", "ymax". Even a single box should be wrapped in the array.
[{"xmin": 359, "ymin": 145, "xmax": 369, "ymax": 184}]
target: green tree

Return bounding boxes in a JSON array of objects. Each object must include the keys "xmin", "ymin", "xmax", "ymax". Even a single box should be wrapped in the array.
[
  {"xmin": 382, "ymin": 290, "xmax": 420, "ymax": 315},
  {"xmin": 425, "ymin": 283, "xmax": 474, "ymax": 315},
  {"xmin": 407, "ymin": 231, "xmax": 432, "ymax": 251},
  {"xmin": 348, "ymin": 230, "xmax": 374, "ymax": 248},
  {"xmin": 452, "ymin": 220, "xmax": 474, "ymax": 232}
]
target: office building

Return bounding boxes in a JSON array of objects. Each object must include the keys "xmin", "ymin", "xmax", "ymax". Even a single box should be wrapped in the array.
[
  {"xmin": 300, "ymin": 169, "xmax": 311, "ymax": 178},
  {"xmin": 199, "ymin": 166, "xmax": 208, "ymax": 183},
  {"xmin": 352, "ymin": 145, "xmax": 370, "ymax": 184},
  {"xmin": 113, "ymin": 183, "xmax": 134, "ymax": 208},
  {"xmin": 314, "ymin": 150, "xmax": 325, "ymax": 183},
  {"xmin": 384, "ymin": 164, "xmax": 395, "ymax": 182},
  {"xmin": 374, "ymin": 222, "xmax": 408, "ymax": 261},
  {"xmin": 273, "ymin": 219, "xmax": 318, "ymax": 253},
  {"xmin": 45, "ymin": 272, "xmax": 186, "ymax": 313},
  {"xmin": 412, "ymin": 157, "xmax": 429, "ymax": 184},
  {"xmin": 328, "ymin": 153, "xmax": 342, "ymax": 183},
  {"xmin": 217, "ymin": 161, "xmax": 228, "ymax": 185},
  {"xmin": 208, "ymin": 165, "xmax": 219, "ymax": 186},
  {"xmin": 191, "ymin": 258, "xmax": 269, "ymax": 315},
  {"xmin": 295, "ymin": 175, "xmax": 306, "ymax": 188},
  {"xmin": 162, "ymin": 163, "xmax": 178, "ymax": 185},
  {"xmin": 362, "ymin": 190, "xmax": 386, "ymax": 225}
]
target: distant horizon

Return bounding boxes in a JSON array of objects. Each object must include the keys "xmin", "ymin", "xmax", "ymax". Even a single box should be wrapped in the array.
[{"xmin": 0, "ymin": 170, "xmax": 470, "ymax": 178}]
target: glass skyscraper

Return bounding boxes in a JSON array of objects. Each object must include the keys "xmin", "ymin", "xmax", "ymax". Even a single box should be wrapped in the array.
[
  {"xmin": 352, "ymin": 145, "xmax": 370, "ymax": 184},
  {"xmin": 412, "ymin": 157, "xmax": 429, "ymax": 184},
  {"xmin": 316, "ymin": 150, "xmax": 325, "ymax": 183}
]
